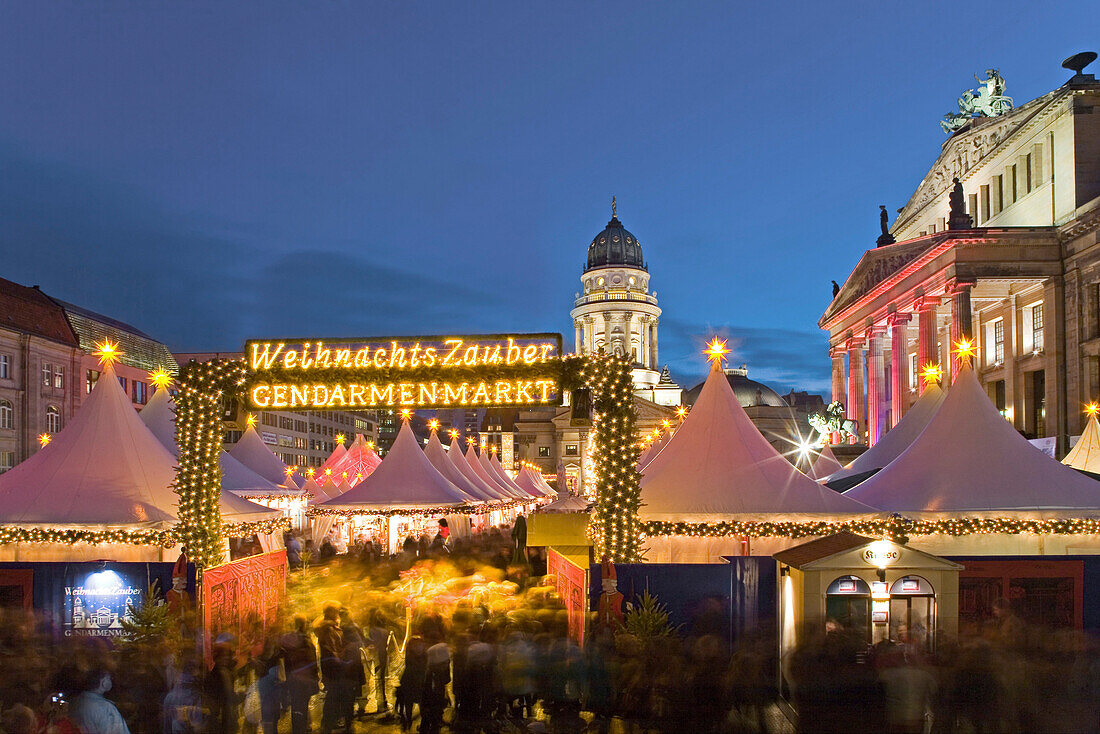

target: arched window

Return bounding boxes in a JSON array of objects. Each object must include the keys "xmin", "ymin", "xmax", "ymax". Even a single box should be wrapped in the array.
[
  {"xmin": 0, "ymin": 400, "xmax": 12, "ymax": 430},
  {"xmin": 45, "ymin": 405, "xmax": 61, "ymax": 434}
]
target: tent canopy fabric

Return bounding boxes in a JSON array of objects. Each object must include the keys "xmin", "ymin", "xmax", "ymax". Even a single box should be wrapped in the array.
[
  {"xmin": 140, "ymin": 387, "xmax": 291, "ymax": 497},
  {"xmin": 637, "ymin": 431, "xmax": 671, "ymax": 470},
  {"xmin": 489, "ymin": 454, "xmax": 537, "ymax": 498},
  {"xmin": 229, "ymin": 424, "xmax": 290, "ymax": 485},
  {"xmin": 448, "ymin": 438, "xmax": 511, "ymax": 501},
  {"xmin": 639, "ymin": 363, "xmax": 876, "ymax": 521},
  {"xmin": 515, "ymin": 467, "xmax": 551, "ymax": 498},
  {"xmin": 318, "ymin": 421, "xmax": 473, "ymax": 509},
  {"xmin": 538, "ymin": 494, "xmax": 591, "ymax": 513},
  {"xmin": 845, "ymin": 364, "xmax": 1100, "ymax": 515},
  {"xmin": 424, "ymin": 433, "xmax": 497, "ymax": 502},
  {"xmin": 328, "ymin": 434, "xmax": 382, "ymax": 486},
  {"xmin": 0, "ymin": 363, "xmax": 278, "ymax": 527},
  {"xmin": 319, "ymin": 443, "xmax": 348, "ymax": 473},
  {"xmin": 808, "ymin": 444, "xmax": 845, "ymax": 482},
  {"xmin": 1064, "ymin": 415, "xmax": 1100, "ymax": 474},
  {"xmin": 828, "ymin": 382, "xmax": 946, "ymax": 485},
  {"xmin": 467, "ymin": 446, "xmax": 523, "ymax": 499}
]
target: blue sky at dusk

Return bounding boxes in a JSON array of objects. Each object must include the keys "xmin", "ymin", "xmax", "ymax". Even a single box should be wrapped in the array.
[{"xmin": 0, "ymin": 2, "xmax": 1093, "ymax": 393}]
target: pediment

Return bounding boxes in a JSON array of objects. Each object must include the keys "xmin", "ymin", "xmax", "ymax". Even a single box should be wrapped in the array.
[
  {"xmin": 894, "ymin": 89, "xmax": 1062, "ymax": 231},
  {"xmin": 822, "ymin": 237, "xmax": 939, "ymax": 324}
]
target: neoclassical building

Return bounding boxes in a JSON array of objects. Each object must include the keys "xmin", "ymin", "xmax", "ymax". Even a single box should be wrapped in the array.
[{"xmin": 821, "ymin": 55, "xmax": 1100, "ymax": 454}]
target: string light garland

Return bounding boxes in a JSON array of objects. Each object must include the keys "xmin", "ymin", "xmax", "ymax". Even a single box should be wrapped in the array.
[
  {"xmin": 307, "ymin": 500, "xmax": 524, "ymax": 518},
  {"xmin": 0, "ymin": 526, "xmax": 177, "ymax": 547}
]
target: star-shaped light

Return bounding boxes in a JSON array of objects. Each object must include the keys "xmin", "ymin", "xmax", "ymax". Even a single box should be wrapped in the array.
[
  {"xmin": 467, "ymin": 436, "xmax": 477, "ymax": 446},
  {"xmin": 324, "ymin": 468, "xmax": 332, "ymax": 476},
  {"xmin": 149, "ymin": 368, "xmax": 172, "ymax": 390},
  {"xmin": 1087, "ymin": 402, "xmax": 1099, "ymax": 417},
  {"xmin": 93, "ymin": 339, "xmax": 122, "ymax": 368},
  {"xmin": 400, "ymin": 408, "xmax": 412, "ymax": 421},
  {"xmin": 335, "ymin": 433, "xmax": 345, "ymax": 445},
  {"xmin": 38, "ymin": 433, "xmax": 51, "ymax": 447},
  {"xmin": 920, "ymin": 363, "xmax": 943, "ymax": 386},
  {"xmin": 428, "ymin": 418, "xmax": 440, "ymax": 432},
  {"xmin": 954, "ymin": 338, "xmax": 976, "ymax": 365},
  {"xmin": 285, "ymin": 466, "xmax": 295, "ymax": 477},
  {"xmin": 676, "ymin": 406, "xmax": 687, "ymax": 419},
  {"xmin": 245, "ymin": 414, "xmax": 257, "ymax": 428},
  {"xmin": 449, "ymin": 429, "xmax": 459, "ymax": 439},
  {"xmin": 367, "ymin": 440, "xmax": 375, "ymax": 449},
  {"xmin": 306, "ymin": 467, "xmax": 315, "ymax": 477},
  {"xmin": 704, "ymin": 337, "xmax": 730, "ymax": 367}
]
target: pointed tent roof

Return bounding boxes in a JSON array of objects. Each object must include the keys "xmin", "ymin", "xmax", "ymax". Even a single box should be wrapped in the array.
[
  {"xmin": 808, "ymin": 444, "xmax": 845, "ymax": 482},
  {"xmin": 424, "ymin": 433, "xmax": 497, "ymax": 502},
  {"xmin": 140, "ymin": 386, "xmax": 293, "ymax": 497},
  {"xmin": 229, "ymin": 423, "xmax": 290, "ymax": 485},
  {"xmin": 489, "ymin": 453, "xmax": 538, "ymax": 498},
  {"xmin": 531, "ymin": 467, "xmax": 557, "ymax": 496},
  {"xmin": 473, "ymin": 448, "xmax": 525, "ymax": 499},
  {"xmin": 639, "ymin": 363, "xmax": 876, "ymax": 520},
  {"xmin": 448, "ymin": 438, "xmax": 511, "ymax": 501},
  {"xmin": 466, "ymin": 445, "xmax": 522, "ymax": 498},
  {"xmin": 1063, "ymin": 414, "xmax": 1100, "ymax": 474},
  {"xmin": 328, "ymin": 434, "xmax": 382, "ymax": 486},
  {"xmin": 845, "ymin": 365, "xmax": 1100, "ymax": 515},
  {"xmin": 300, "ymin": 477, "xmax": 326, "ymax": 503},
  {"xmin": 319, "ymin": 442, "xmax": 348, "ymax": 473},
  {"xmin": 318, "ymin": 421, "xmax": 473, "ymax": 509},
  {"xmin": 827, "ymin": 382, "xmax": 946, "ymax": 488},
  {"xmin": 514, "ymin": 466, "xmax": 547, "ymax": 497},
  {"xmin": 0, "ymin": 363, "xmax": 277, "ymax": 526},
  {"xmin": 539, "ymin": 494, "xmax": 591, "ymax": 513},
  {"xmin": 637, "ymin": 430, "xmax": 671, "ymax": 470}
]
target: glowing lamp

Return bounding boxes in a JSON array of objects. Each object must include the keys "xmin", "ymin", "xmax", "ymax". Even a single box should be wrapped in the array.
[
  {"xmin": 335, "ymin": 433, "xmax": 345, "ymax": 445},
  {"xmin": 38, "ymin": 433, "xmax": 51, "ymax": 447},
  {"xmin": 467, "ymin": 436, "xmax": 477, "ymax": 446},
  {"xmin": 93, "ymin": 339, "xmax": 122, "ymax": 367},
  {"xmin": 676, "ymin": 406, "xmax": 687, "ymax": 419},
  {"xmin": 306, "ymin": 468, "xmax": 315, "ymax": 477},
  {"xmin": 149, "ymin": 368, "xmax": 172, "ymax": 390},
  {"xmin": 954, "ymin": 338, "xmax": 976, "ymax": 365},
  {"xmin": 1087, "ymin": 403, "xmax": 1099, "ymax": 417},
  {"xmin": 920, "ymin": 363, "xmax": 943, "ymax": 386},
  {"xmin": 449, "ymin": 429, "xmax": 459, "ymax": 439},
  {"xmin": 428, "ymin": 419, "xmax": 440, "ymax": 432},
  {"xmin": 704, "ymin": 337, "xmax": 730, "ymax": 367},
  {"xmin": 245, "ymin": 414, "xmax": 257, "ymax": 428},
  {"xmin": 400, "ymin": 408, "xmax": 412, "ymax": 421}
]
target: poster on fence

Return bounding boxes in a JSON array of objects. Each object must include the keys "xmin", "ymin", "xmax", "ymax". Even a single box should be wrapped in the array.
[
  {"xmin": 203, "ymin": 550, "xmax": 287, "ymax": 664},
  {"xmin": 547, "ymin": 548, "xmax": 587, "ymax": 646}
]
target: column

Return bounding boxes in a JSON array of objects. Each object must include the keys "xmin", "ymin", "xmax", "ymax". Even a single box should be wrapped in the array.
[
  {"xmin": 602, "ymin": 313, "xmax": 612, "ymax": 355},
  {"xmin": 866, "ymin": 326, "xmax": 887, "ymax": 446},
  {"xmin": 1043, "ymin": 278, "xmax": 1066, "ymax": 454},
  {"xmin": 649, "ymin": 321, "xmax": 659, "ymax": 367},
  {"xmin": 916, "ymin": 297, "xmax": 938, "ymax": 393},
  {"xmin": 846, "ymin": 336, "xmax": 865, "ymax": 445},
  {"xmin": 623, "ymin": 311, "xmax": 635, "ymax": 362},
  {"xmin": 889, "ymin": 312, "xmax": 911, "ymax": 427},
  {"xmin": 830, "ymin": 346, "xmax": 847, "ymax": 445},
  {"xmin": 639, "ymin": 316, "xmax": 651, "ymax": 369},
  {"xmin": 574, "ymin": 320, "xmax": 584, "ymax": 355},
  {"xmin": 1005, "ymin": 295, "xmax": 1019, "ymax": 429},
  {"xmin": 949, "ymin": 280, "xmax": 975, "ymax": 380}
]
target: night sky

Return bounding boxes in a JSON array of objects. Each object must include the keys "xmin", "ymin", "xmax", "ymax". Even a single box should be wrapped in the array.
[{"xmin": 0, "ymin": 2, "xmax": 1091, "ymax": 393}]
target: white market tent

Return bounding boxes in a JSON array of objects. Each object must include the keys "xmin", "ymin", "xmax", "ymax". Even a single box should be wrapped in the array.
[
  {"xmin": 0, "ymin": 362, "xmax": 280, "ymax": 562},
  {"xmin": 637, "ymin": 430, "xmax": 671, "ymax": 471},
  {"xmin": 539, "ymin": 494, "xmax": 591, "ymax": 513},
  {"xmin": 229, "ymin": 422, "xmax": 292, "ymax": 485},
  {"xmin": 826, "ymin": 382, "xmax": 946, "ymax": 489},
  {"xmin": 448, "ymin": 438, "xmax": 512, "ymax": 501},
  {"xmin": 489, "ymin": 453, "xmax": 538, "ymax": 498},
  {"xmin": 424, "ymin": 433, "xmax": 498, "ymax": 502},
  {"xmin": 640, "ymin": 362, "xmax": 877, "ymax": 561},
  {"xmin": 807, "ymin": 443, "xmax": 845, "ymax": 482},
  {"xmin": 845, "ymin": 364, "xmax": 1100, "ymax": 518},
  {"xmin": 467, "ymin": 446, "xmax": 524, "ymax": 499},
  {"xmin": 515, "ymin": 466, "xmax": 555, "ymax": 498},
  {"xmin": 1063, "ymin": 414, "xmax": 1100, "ymax": 475}
]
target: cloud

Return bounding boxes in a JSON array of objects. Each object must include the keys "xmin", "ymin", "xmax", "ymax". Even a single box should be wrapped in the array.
[{"xmin": 658, "ymin": 316, "xmax": 831, "ymax": 395}]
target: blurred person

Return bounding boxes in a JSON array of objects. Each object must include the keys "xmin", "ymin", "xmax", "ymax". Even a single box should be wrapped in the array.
[
  {"xmin": 314, "ymin": 603, "xmax": 347, "ymax": 734},
  {"xmin": 70, "ymin": 669, "xmax": 130, "ymax": 734},
  {"xmin": 500, "ymin": 631, "xmax": 536, "ymax": 719},
  {"xmin": 367, "ymin": 609, "xmax": 394, "ymax": 714},
  {"xmin": 2, "ymin": 703, "xmax": 38, "ymax": 734},
  {"xmin": 286, "ymin": 533, "xmax": 303, "ymax": 569},
  {"xmin": 397, "ymin": 631, "xmax": 428, "ymax": 732},
  {"xmin": 163, "ymin": 658, "xmax": 204, "ymax": 734},
  {"xmin": 280, "ymin": 615, "xmax": 319, "ymax": 734},
  {"xmin": 209, "ymin": 637, "xmax": 241, "ymax": 734},
  {"xmin": 339, "ymin": 607, "xmax": 367, "ymax": 722},
  {"xmin": 421, "ymin": 635, "xmax": 451, "ymax": 734}
]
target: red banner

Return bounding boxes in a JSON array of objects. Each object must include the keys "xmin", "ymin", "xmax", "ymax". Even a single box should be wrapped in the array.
[
  {"xmin": 547, "ymin": 549, "xmax": 587, "ymax": 646},
  {"xmin": 203, "ymin": 550, "xmax": 287, "ymax": 665}
]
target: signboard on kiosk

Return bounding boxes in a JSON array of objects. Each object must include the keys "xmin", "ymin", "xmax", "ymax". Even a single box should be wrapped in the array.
[{"xmin": 244, "ymin": 333, "xmax": 563, "ymax": 411}]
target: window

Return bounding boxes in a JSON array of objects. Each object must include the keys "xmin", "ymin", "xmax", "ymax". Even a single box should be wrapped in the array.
[
  {"xmin": 86, "ymin": 370, "xmax": 99, "ymax": 393},
  {"xmin": 538, "ymin": 446, "xmax": 551, "ymax": 457},
  {"xmin": 994, "ymin": 319, "xmax": 1004, "ymax": 364},
  {"xmin": 0, "ymin": 354, "xmax": 10, "ymax": 379},
  {"xmin": 53, "ymin": 366, "xmax": 63, "ymax": 389},
  {"xmin": 225, "ymin": 430, "xmax": 242, "ymax": 444},
  {"xmin": 117, "ymin": 376, "xmax": 127, "ymax": 390},
  {"xmin": 295, "ymin": 436, "xmax": 307, "ymax": 450},
  {"xmin": 0, "ymin": 400, "xmax": 12, "ymax": 430},
  {"xmin": 42, "ymin": 363, "xmax": 52, "ymax": 387},
  {"xmin": 565, "ymin": 444, "xmax": 579, "ymax": 456},
  {"xmin": 1032, "ymin": 305, "xmax": 1044, "ymax": 352},
  {"xmin": 45, "ymin": 405, "xmax": 61, "ymax": 433},
  {"xmin": 909, "ymin": 353, "xmax": 918, "ymax": 390},
  {"xmin": 132, "ymin": 380, "xmax": 147, "ymax": 404},
  {"xmin": 0, "ymin": 451, "xmax": 13, "ymax": 474}
]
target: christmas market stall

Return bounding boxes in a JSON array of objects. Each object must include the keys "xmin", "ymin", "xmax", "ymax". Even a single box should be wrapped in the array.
[
  {"xmin": 639, "ymin": 342, "xmax": 879, "ymax": 562},
  {"xmin": 1063, "ymin": 405, "xmax": 1100, "ymax": 475}
]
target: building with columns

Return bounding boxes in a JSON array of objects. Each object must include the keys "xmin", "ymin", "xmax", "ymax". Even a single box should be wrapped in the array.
[{"xmin": 821, "ymin": 55, "xmax": 1100, "ymax": 454}]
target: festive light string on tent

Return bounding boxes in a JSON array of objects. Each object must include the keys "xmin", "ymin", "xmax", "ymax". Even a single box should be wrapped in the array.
[{"xmin": 307, "ymin": 500, "xmax": 524, "ymax": 519}]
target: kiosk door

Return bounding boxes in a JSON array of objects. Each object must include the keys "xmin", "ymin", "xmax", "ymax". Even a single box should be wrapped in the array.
[
  {"xmin": 825, "ymin": 575, "xmax": 871, "ymax": 642},
  {"xmin": 889, "ymin": 575, "xmax": 936, "ymax": 650}
]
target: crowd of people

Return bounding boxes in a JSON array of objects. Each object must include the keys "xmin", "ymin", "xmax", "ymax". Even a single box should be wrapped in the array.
[{"xmin": 2, "ymin": 524, "xmax": 1100, "ymax": 733}]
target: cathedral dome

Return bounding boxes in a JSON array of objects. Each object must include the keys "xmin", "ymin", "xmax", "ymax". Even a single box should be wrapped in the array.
[
  {"xmin": 585, "ymin": 202, "xmax": 646, "ymax": 272},
  {"xmin": 682, "ymin": 367, "xmax": 788, "ymax": 409}
]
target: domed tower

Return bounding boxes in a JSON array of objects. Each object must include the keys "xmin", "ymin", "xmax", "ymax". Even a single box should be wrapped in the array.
[{"xmin": 570, "ymin": 198, "xmax": 664, "ymax": 391}]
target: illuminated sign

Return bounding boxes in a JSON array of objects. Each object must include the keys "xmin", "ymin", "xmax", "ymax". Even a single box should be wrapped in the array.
[
  {"xmin": 244, "ymin": 333, "xmax": 563, "ymax": 410},
  {"xmin": 861, "ymin": 540, "xmax": 902, "ymax": 568}
]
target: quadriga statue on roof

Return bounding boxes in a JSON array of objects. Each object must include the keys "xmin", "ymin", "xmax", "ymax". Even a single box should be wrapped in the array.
[
  {"xmin": 808, "ymin": 402, "xmax": 859, "ymax": 442},
  {"xmin": 940, "ymin": 69, "xmax": 1014, "ymax": 133}
]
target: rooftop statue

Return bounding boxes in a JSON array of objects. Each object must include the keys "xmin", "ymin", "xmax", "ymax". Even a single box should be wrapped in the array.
[
  {"xmin": 808, "ymin": 402, "xmax": 858, "ymax": 442},
  {"xmin": 948, "ymin": 177, "xmax": 973, "ymax": 230},
  {"xmin": 940, "ymin": 69, "xmax": 1014, "ymax": 134}
]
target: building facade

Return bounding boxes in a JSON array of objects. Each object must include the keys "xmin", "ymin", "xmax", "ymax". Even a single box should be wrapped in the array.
[{"xmin": 821, "ymin": 57, "xmax": 1100, "ymax": 454}]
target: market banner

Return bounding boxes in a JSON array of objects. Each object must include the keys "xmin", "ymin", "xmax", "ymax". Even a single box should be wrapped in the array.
[
  {"xmin": 547, "ymin": 548, "xmax": 587, "ymax": 645},
  {"xmin": 203, "ymin": 550, "xmax": 287, "ymax": 663}
]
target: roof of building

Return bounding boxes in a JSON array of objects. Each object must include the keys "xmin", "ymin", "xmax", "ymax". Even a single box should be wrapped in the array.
[
  {"xmin": 683, "ymin": 366, "xmax": 789, "ymax": 409},
  {"xmin": 773, "ymin": 532, "xmax": 871, "ymax": 568},
  {"xmin": 0, "ymin": 277, "xmax": 79, "ymax": 346},
  {"xmin": 585, "ymin": 211, "xmax": 646, "ymax": 272},
  {"xmin": 58, "ymin": 301, "xmax": 178, "ymax": 372},
  {"xmin": 845, "ymin": 364, "xmax": 1100, "ymax": 515}
]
